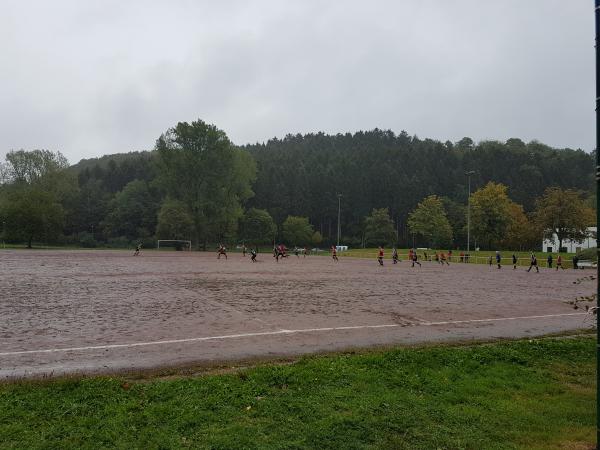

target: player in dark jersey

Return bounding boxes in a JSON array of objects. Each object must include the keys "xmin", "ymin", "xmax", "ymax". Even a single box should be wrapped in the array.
[
  {"xmin": 217, "ymin": 244, "xmax": 227, "ymax": 259},
  {"xmin": 412, "ymin": 251, "xmax": 421, "ymax": 267},
  {"xmin": 527, "ymin": 253, "xmax": 539, "ymax": 273},
  {"xmin": 133, "ymin": 242, "xmax": 142, "ymax": 256}
]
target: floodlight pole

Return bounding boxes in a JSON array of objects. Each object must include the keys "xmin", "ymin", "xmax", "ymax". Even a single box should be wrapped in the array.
[
  {"xmin": 594, "ymin": 0, "xmax": 600, "ymax": 442},
  {"xmin": 466, "ymin": 171, "xmax": 475, "ymax": 253},
  {"xmin": 337, "ymin": 194, "xmax": 342, "ymax": 247}
]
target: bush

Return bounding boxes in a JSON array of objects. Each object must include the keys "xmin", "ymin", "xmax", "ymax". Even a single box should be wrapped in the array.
[
  {"xmin": 107, "ymin": 236, "xmax": 130, "ymax": 248},
  {"xmin": 577, "ymin": 247, "xmax": 597, "ymax": 261},
  {"xmin": 78, "ymin": 232, "xmax": 97, "ymax": 248}
]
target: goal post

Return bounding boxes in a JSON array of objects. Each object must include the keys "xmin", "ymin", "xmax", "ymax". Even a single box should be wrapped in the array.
[{"xmin": 157, "ymin": 240, "xmax": 192, "ymax": 251}]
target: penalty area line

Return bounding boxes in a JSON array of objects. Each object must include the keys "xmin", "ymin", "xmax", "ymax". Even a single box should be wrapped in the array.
[{"xmin": 0, "ymin": 312, "xmax": 587, "ymax": 357}]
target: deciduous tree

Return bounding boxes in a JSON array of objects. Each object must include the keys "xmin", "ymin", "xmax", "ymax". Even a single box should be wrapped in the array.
[
  {"xmin": 408, "ymin": 195, "xmax": 453, "ymax": 248},
  {"xmin": 156, "ymin": 120, "xmax": 255, "ymax": 247},
  {"xmin": 239, "ymin": 208, "xmax": 276, "ymax": 245},
  {"xmin": 282, "ymin": 216, "xmax": 314, "ymax": 246},
  {"xmin": 156, "ymin": 198, "xmax": 195, "ymax": 241},
  {"xmin": 469, "ymin": 182, "xmax": 512, "ymax": 249},
  {"xmin": 364, "ymin": 208, "xmax": 396, "ymax": 246},
  {"xmin": 534, "ymin": 187, "xmax": 595, "ymax": 252}
]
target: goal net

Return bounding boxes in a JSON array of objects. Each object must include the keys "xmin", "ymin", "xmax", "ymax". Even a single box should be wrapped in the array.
[{"xmin": 157, "ymin": 240, "xmax": 192, "ymax": 251}]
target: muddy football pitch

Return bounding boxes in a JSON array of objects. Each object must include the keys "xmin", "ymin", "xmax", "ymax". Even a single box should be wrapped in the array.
[{"xmin": 0, "ymin": 249, "xmax": 595, "ymax": 379}]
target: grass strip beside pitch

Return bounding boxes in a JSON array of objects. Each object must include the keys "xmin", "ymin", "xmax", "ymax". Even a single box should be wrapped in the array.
[{"xmin": 0, "ymin": 336, "xmax": 595, "ymax": 449}]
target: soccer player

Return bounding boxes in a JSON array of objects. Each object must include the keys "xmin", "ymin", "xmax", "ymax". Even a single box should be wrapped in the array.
[
  {"xmin": 392, "ymin": 247, "xmax": 399, "ymax": 264},
  {"xmin": 303, "ymin": 246, "xmax": 308, "ymax": 258},
  {"xmin": 250, "ymin": 247, "xmax": 257, "ymax": 262},
  {"xmin": 217, "ymin": 244, "xmax": 227, "ymax": 259},
  {"xmin": 556, "ymin": 254, "xmax": 564, "ymax": 270},
  {"xmin": 547, "ymin": 253, "xmax": 553, "ymax": 269},
  {"xmin": 512, "ymin": 253, "xmax": 517, "ymax": 269},
  {"xmin": 331, "ymin": 246, "xmax": 339, "ymax": 262},
  {"xmin": 275, "ymin": 243, "xmax": 287, "ymax": 262},
  {"xmin": 242, "ymin": 244, "xmax": 247, "ymax": 257},
  {"xmin": 488, "ymin": 255, "xmax": 492, "ymax": 267},
  {"xmin": 440, "ymin": 252, "xmax": 449, "ymax": 266},
  {"xmin": 133, "ymin": 242, "xmax": 142, "ymax": 256},
  {"xmin": 496, "ymin": 251, "xmax": 502, "ymax": 269},
  {"xmin": 377, "ymin": 246, "xmax": 384, "ymax": 266},
  {"xmin": 527, "ymin": 253, "xmax": 539, "ymax": 273},
  {"xmin": 412, "ymin": 250, "xmax": 421, "ymax": 267}
]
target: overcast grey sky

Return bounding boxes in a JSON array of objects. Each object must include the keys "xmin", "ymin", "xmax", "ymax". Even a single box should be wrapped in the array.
[{"xmin": 0, "ymin": 1, "xmax": 594, "ymax": 164}]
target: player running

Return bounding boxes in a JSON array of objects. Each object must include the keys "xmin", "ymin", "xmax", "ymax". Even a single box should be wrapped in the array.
[
  {"xmin": 546, "ymin": 253, "xmax": 553, "ymax": 269},
  {"xmin": 275, "ymin": 244, "xmax": 287, "ymax": 262},
  {"xmin": 331, "ymin": 246, "xmax": 339, "ymax": 262},
  {"xmin": 392, "ymin": 247, "xmax": 399, "ymax": 264},
  {"xmin": 527, "ymin": 253, "xmax": 539, "ymax": 273},
  {"xmin": 217, "ymin": 244, "xmax": 227, "ymax": 259},
  {"xmin": 440, "ymin": 252, "xmax": 449, "ymax": 266},
  {"xmin": 496, "ymin": 251, "xmax": 502, "ymax": 269},
  {"xmin": 512, "ymin": 253, "xmax": 517, "ymax": 269},
  {"xmin": 556, "ymin": 254, "xmax": 564, "ymax": 270},
  {"xmin": 250, "ymin": 247, "xmax": 257, "ymax": 262},
  {"xmin": 377, "ymin": 246, "xmax": 384, "ymax": 266},
  {"xmin": 412, "ymin": 250, "xmax": 422, "ymax": 267}
]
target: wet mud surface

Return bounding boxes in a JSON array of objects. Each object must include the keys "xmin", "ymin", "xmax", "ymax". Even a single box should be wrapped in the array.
[{"xmin": 0, "ymin": 250, "xmax": 595, "ymax": 378}]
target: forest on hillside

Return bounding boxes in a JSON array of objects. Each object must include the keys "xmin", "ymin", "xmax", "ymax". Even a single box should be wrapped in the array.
[{"xmin": 0, "ymin": 120, "xmax": 595, "ymax": 251}]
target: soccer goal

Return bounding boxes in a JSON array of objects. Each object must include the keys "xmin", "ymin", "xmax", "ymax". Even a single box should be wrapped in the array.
[{"xmin": 157, "ymin": 240, "xmax": 192, "ymax": 251}]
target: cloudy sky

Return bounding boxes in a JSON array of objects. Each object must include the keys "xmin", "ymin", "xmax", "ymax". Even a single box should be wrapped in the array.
[{"xmin": 0, "ymin": 1, "xmax": 594, "ymax": 164}]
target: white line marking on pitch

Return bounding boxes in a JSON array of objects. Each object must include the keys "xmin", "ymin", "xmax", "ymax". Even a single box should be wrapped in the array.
[{"xmin": 0, "ymin": 312, "xmax": 587, "ymax": 357}]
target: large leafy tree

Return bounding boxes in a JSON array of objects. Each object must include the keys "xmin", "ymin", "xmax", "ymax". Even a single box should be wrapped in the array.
[
  {"xmin": 364, "ymin": 208, "xmax": 396, "ymax": 246},
  {"xmin": 441, "ymin": 197, "xmax": 466, "ymax": 248},
  {"xmin": 408, "ymin": 195, "xmax": 453, "ymax": 248},
  {"xmin": 103, "ymin": 180, "xmax": 159, "ymax": 240},
  {"xmin": 533, "ymin": 187, "xmax": 595, "ymax": 252},
  {"xmin": 501, "ymin": 202, "xmax": 539, "ymax": 251},
  {"xmin": 0, "ymin": 150, "xmax": 75, "ymax": 247},
  {"xmin": 1, "ymin": 187, "xmax": 64, "ymax": 248},
  {"xmin": 469, "ymin": 182, "xmax": 513, "ymax": 249},
  {"xmin": 156, "ymin": 198, "xmax": 195, "ymax": 241},
  {"xmin": 282, "ymin": 216, "xmax": 314, "ymax": 246},
  {"xmin": 156, "ymin": 120, "xmax": 256, "ymax": 247},
  {"xmin": 239, "ymin": 208, "xmax": 276, "ymax": 245}
]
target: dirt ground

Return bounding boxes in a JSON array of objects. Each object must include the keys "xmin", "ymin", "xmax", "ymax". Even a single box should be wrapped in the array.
[{"xmin": 0, "ymin": 249, "xmax": 595, "ymax": 379}]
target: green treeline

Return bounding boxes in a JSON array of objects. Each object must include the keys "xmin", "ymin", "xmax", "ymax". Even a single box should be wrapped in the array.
[{"xmin": 0, "ymin": 121, "xmax": 595, "ymax": 250}]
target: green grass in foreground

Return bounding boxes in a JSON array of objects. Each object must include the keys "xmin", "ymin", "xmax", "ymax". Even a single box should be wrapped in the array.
[{"xmin": 0, "ymin": 336, "xmax": 595, "ymax": 449}]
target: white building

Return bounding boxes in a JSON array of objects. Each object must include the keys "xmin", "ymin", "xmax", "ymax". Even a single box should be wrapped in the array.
[{"xmin": 542, "ymin": 227, "xmax": 596, "ymax": 253}]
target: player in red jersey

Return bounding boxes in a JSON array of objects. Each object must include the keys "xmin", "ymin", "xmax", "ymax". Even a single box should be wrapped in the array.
[{"xmin": 377, "ymin": 246, "xmax": 384, "ymax": 266}]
